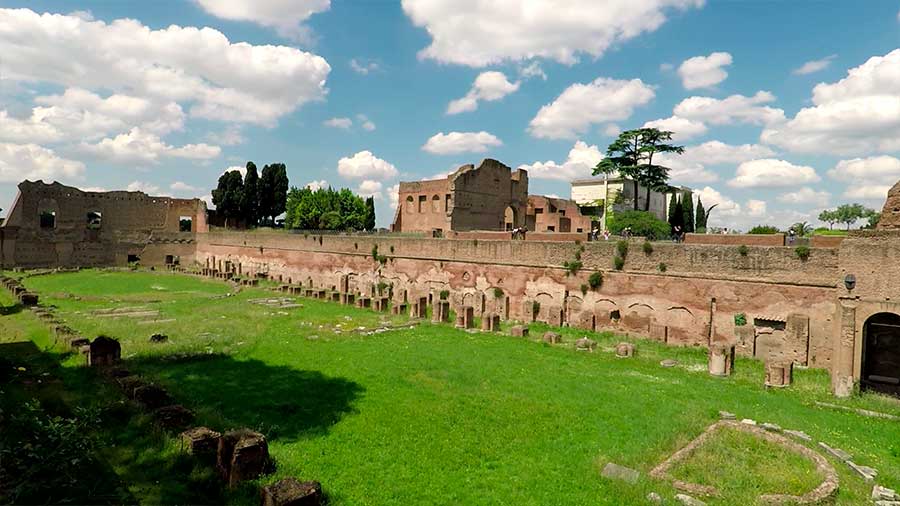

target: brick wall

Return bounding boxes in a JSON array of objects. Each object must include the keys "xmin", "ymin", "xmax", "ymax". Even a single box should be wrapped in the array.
[{"xmin": 684, "ymin": 233, "xmax": 785, "ymax": 246}]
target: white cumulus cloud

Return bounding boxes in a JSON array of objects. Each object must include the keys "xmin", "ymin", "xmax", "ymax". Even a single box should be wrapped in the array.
[
  {"xmin": 0, "ymin": 8, "xmax": 331, "ymax": 127},
  {"xmin": 305, "ymin": 179, "xmax": 328, "ymax": 191},
  {"xmin": 337, "ymin": 150, "xmax": 399, "ymax": 180},
  {"xmin": 323, "ymin": 117, "xmax": 352, "ymax": 129},
  {"xmin": 777, "ymin": 187, "xmax": 831, "ymax": 206},
  {"xmin": 762, "ymin": 49, "xmax": 900, "ymax": 155},
  {"xmin": 401, "ymin": 0, "xmax": 704, "ymax": 67},
  {"xmin": 80, "ymin": 128, "xmax": 221, "ymax": 164},
  {"xmin": 193, "ymin": 0, "xmax": 330, "ymax": 43},
  {"xmin": 792, "ymin": 54, "xmax": 837, "ymax": 75},
  {"xmin": 125, "ymin": 180, "xmax": 161, "ymax": 194},
  {"xmin": 677, "ymin": 51, "xmax": 732, "ymax": 89},
  {"xmin": 674, "ymin": 91, "xmax": 785, "ymax": 126},
  {"xmin": 827, "ymin": 155, "xmax": 900, "ymax": 203},
  {"xmin": 447, "ymin": 71, "xmax": 520, "ymax": 115},
  {"xmin": 642, "ymin": 115, "xmax": 708, "ymax": 141},
  {"xmin": 422, "ymin": 131, "xmax": 503, "ymax": 155},
  {"xmin": 349, "ymin": 58, "xmax": 379, "ymax": 75},
  {"xmin": 356, "ymin": 179, "xmax": 384, "ymax": 199},
  {"xmin": 528, "ymin": 77, "xmax": 655, "ymax": 139},
  {"xmin": 517, "ymin": 141, "xmax": 604, "ymax": 181},
  {"xmin": 728, "ymin": 159, "xmax": 820, "ymax": 188},
  {"xmin": 0, "ymin": 142, "xmax": 85, "ymax": 183},
  {"xmin": 657, "ymin": 141, "xmax": 775, "ymax": 185}
]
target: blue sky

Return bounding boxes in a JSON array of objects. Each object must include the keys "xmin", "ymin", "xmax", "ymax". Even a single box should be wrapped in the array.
[{"xmin": 1, "ymin": 1, "xmax": 899, "ymax": 229}]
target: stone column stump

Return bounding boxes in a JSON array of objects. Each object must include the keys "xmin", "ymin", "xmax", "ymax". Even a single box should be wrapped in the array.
[
  {"xmin": 180, "ymin": 426, "xmax": 221, "ymax": 459},
  {"xmin": 765, "ymin": 359, "xmax": 793, "ymax": 388},
  {"xmin": 708, "ymin": 343, "xmax": 736, "ymax": 377},
  {"xmin": 261, "ymin": 477, "xmax": 323, "ymax": 506},
  {"xmin": 615, "ymin": 342, "xmax": 635, "ymax": 358},
  {"xmin": 87, "ymin": 335, "xmax": 121, "ymax": 366},
  {"xmin": 511, "ymin": 325, "xmax": 529, "ymax": 338},
  {"xmin": 542, "ymin": 331, "xmax": 561, "ymax": 344},
  {"xmin": 217, "ymin": 429, "xmax": 270, "ymax": 487}
]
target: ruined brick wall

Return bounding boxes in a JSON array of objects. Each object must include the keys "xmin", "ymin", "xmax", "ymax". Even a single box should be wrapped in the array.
[
  {"xmin": 0, "ymin": 181, "xmax": 205, "ymax": 268},
  {"xmin": 449, "ymin": 160, "xmax": 528, "ymax": 232},
  {"xmin": 195, "ymin": 231, "xmax": 840, "ymax": 370},
  {"xmin": 527, "ymin": 196, "xmax": 593, "ymax": 233},
  {"xmin": 392, "ymin": 179, "xmax": 451, "ymax": 233},
  {"xmin": 684, "ymin": 233, "xmax": 785, "ymax": 246}
]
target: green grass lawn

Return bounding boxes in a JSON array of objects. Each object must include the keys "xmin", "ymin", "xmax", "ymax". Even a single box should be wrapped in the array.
[{"xmin": 5, "ymin": 269, "xmax": 900, "ymax": 505}]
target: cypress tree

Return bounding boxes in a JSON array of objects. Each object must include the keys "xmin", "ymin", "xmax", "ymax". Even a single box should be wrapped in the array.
[
  {"xmin": 364, "ymin": 196, "xmax": 376, "ymax": 231},
  {"xmin": 667, "ymin": 192, "xmax": 679, "ymax": 227},
  {"xmin": 241, "ymin": 162, "xmax": 259, "ymax": 227},
  {"xmin": 695, "ymin": 198, "xmax": 706, "ymax": 231},
  {"xmin": 681, "ymin": 190, "xmax": 694, "ymax": 233}
]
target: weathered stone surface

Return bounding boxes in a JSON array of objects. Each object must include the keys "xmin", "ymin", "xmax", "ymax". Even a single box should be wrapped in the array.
[
  {"xmin": 674, "ymin": 494, "xmax": 706, "ymax": 506},
  {"xmin": 432, "ymin": 300, "xmax": 450, "ymax": 323},
  {"xmin": 647, "ymin": 492, "xmax": 662, "ymax": 504},
  {"xmin": 784, "ymin": 429, "xmax": 811, "ymax": 441},
  {"xmin": 181, "ymin": 426, "xmax": 221, "ymax": 457},
  {"xmin": 218, "ymin": 429, "xmax": 270, "ymax": 487},
  {"xmin": 133, "ymin": 384, "xmax": 173, "ymax": 410},
  {"xmin": 117, "ymin": 375, "xmax": 148, "ymax": 398},
  {"xmin": 87, "ymin": 335, "xmax": 121, "ymax": 366},
  {"xmin": 761, "ymin": 422, "xmax": 781, "ymax": 432},
  {"xmin": 764, "ymin": 359, "xmax": 793, "ymax": 388},
  {"xmin": 873, "ymin": 485, "xmax": 899, "ymax": 501},
  {"xmin": 542, "ymin": 331, "xmax": 561, "ymax": 344},
  {"xmin": 818, "ymin": 442, "xmax": 851, "ymax": 462},
  {"xmin": 260, "ymin": 478, "xmax": 323, "ymax": 506},
  {"xmin": 575, "ymin": 337, "xmax": 597, "ymax": 352},
  {"xmin": 600, "ymin": 462, "xmax": 639, "ymax": 484},
  {"xmin": 70, "ymin": 337, "xmax": 90, "ymax": 348},
  {"xmin": 660, "ymin": 359, "xmax": 678, "ymax": 368},
  {"xmin": 149, "ymin": 333, "xmax": 169, "ymax": 343},
  {"xmin": 153, "ymin": 404, "xmax": 195, "ymax": 430},
  {"xmin": 510, "ymin": 325, "xmax": 528, "ymax": 337},
  {"xmin": 707, "ymin": 343, "xmax": 735, "ymax": 377},
  {"xmin": 718, "ymin": 411, "xmax": 736, "ymax": 420},
  {"xmin": 615, "ymin": 342, "xmax": 634, "ymax": 358},
  {"xmin": 878, "ymin": 180, "xmax": 900, "ymax": 230},
  {"xmin": 847, "ymin": 461, "xmax": 877, "ymax": 481},
  {"xmin": 460, "ymin": 306, "xmax": 474, "ymax": 329},
  {"xmin": 19, "ymin": 292, "xmax": 38, "ymax": 306}
]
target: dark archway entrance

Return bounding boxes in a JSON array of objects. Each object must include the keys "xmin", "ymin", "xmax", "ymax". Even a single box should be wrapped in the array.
[{"xmin": 862, "ymin": 312, "xmax": 900, "ymax": 396}]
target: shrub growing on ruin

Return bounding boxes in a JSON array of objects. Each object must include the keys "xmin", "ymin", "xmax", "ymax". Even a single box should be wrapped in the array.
[
  {"xmin": 658, "ymin": 262, "xmax": 667, "ymax": 272},
  {"xmin": 563, "ymin": 260, "xmax": 583, "ymax": 276},
  {"xmin": 532, "ymin": 301, "xmax": 541, "ymax": 316},
  {"xmin": 439, "ymin": 290, "xmax": 449, "ymax": 300},
  {"xmin": 580, "ymin": 284, "xmax": 588, "ymax": 295},
  {"xmin": 493, "ymin": 287, "xmax": 504, "ymax": 299},
  {"xmin": 642, "ymin": 241, "xmax": 653, "ymax": 255},
  {"xmin": 609, "ymin": 210, "xmax": 671, "ymax": 240},
  {"xmin": 738, "ymin": 245, "xmax": 749, "ymax": 256},
  {"xmin": 588, "ymin": 271, "xmax": 603, "ymax": 289},
  {"xmin": 574, "ymin": 250, "xmax": 582, "ymax": 261},
  {"xmin": 748, "ymin": 225, "xmax": 780, "ymax": 234},
  {"xmin": 616, "ymin": 240, "xmax": 629, "ymax": 258},
  {"xmin": 371, "ymin": 245, "xmax": 379, "ymax": 261},
  {"xmin": 613, "ymin": 256, "xmax": 625, "ymax": 271},
  {"xmin": 795, "ymin": 245, "xmax": 810, "ymax": 261},
  {"xmin": 734, "ymin": 313, "xmax": 747, "ymax": 326},
  {"xmin": 377, "ymin": 282, "xmax": 389, "ymax": 294}
]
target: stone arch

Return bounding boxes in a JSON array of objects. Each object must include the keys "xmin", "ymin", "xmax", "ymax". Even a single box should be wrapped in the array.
[
  {"xmin": 484, "ymin": 286, "xmax": 508, "ymax": 319},
  {"xmin": 624, "ymin": 302, "xmax": 654, "ymax": 333},
  {"xmin": 405, "ymin": 195, "xmax": 414, "ymax": 214},
  {"xmin": 503, "ymin": 205, "xmax": 517, "ymax": 231},
  {"xmin": 666, "ymin": 306, "xmax": 695, "ymax": 328},
  {"xmin": 862, "ymin": 312, "xmax": 900, "ymax": 396},
  {"xmin": 432, "ymin": 194, "xmax": 441, "ymax": 213}
]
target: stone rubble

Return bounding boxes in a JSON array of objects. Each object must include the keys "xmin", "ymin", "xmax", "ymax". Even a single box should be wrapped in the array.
[{"xmin": 600, "ymin": 463, "xmax": 639, "ymax": 484}]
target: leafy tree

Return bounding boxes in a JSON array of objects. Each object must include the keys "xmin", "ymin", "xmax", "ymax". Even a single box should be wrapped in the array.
[
  {"xmin": 681, "ymin": 190, "xmax": 694, "ymax": 233},
  {"xmin": 211, "ymin": 170, "xmax": 244, "ymax": 228},
  {"xmin": 284, "ymin": 185, "xmax": 371, "ymax": 231},
  {"xmin": 241, "ymin": 162, "xmax": 259, "ymax": 227},
  {"xmin": 669, "ymin": 201, "xmax": 684, "ymax": 232},
  {"xmin": 695, "ymin": 198, "xmax": 706, "ymax": 232},
  {"xmin": 748, "ymin": 225, "xmax": 780, "ymax": 234},
  {"xmin": 834, "ymin": 203, "xmax": 870, "ymax": 230},
  {"xmin": 818, "ymin": 209, "xmax": 838, "ymax": 230},
  {"xmin": 364, "ymin": 196, "xmax": 376, "ymax": 231},
  {"xmin": 593, "ymin": 128, "xmax": 684, "ymax": 211},
  {"xmin": 609, "ymin": 210, "xmax": 671, "ymax": 240},
  {"xmin": 865, "ymin": 210, "xmax": 881, "ymax": 229}
]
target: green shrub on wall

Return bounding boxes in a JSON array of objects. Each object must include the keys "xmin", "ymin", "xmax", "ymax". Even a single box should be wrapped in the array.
[
  {"xmin": 642, "ymin": 241, "xmax": 653, "ymax": 255},
  {"xmin": 795, "ymin": 245, "xmax": 811, "ymax": 261},
  {"xmin": 658, "ymin": 262, "xmax": 667, "ymax": 272},
  {"xmin": 738, "ymin": 245, "xmax": 749, "ymax": 256},
  {"xmin": 563, "ymin": 260, "xmax": 583, "ymax": 276},
  {"xmin": 734, "ymin": 313, "xmax": 747, "ymax": 326},
  {"xmin": 617, "ymin": 240, "xmax": 629, "ymax": 258},
  {"xmin": 580, "ymin": 284, "xmax": 588, "ymax": 295},
  {"xmin": 439, "ymin": 290, "xmax": 449, "ymax": 300},
  {"xmin": 588, "ymin": 271, "xmax": 603, "ymax": 289},
  {"xmin": 493, "ymin": 287, "xmax": 504, "ymax": 298},
  {"xmin": 613, "ymin": 256, "xmax": 625, "ymax": 271},
  {"xmin": 608, "ymin": 210, "xmax": 671, "ymax": 240}
]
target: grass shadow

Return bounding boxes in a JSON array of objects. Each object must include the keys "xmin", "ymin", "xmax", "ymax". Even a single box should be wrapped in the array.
[
  {"xmin": 126, "ymin": 353, "xmax": 365, "ymax": 442},
  {"xmin": 0, "ymin": 302, "xmax": 22, "ymax": 315}
]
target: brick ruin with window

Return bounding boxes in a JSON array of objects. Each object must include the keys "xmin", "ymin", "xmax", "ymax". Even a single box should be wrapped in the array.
[
  {"xmin": 526, "ymin": 195, "xmax": 593, "ymax": 233},
  {"xmin": 0, "ymin": 180, "xmax": 207, "ymax": 268}
]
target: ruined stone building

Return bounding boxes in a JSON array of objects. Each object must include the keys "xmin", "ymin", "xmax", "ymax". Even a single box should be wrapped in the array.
[
  {"xmin": 526, "ymin": 196, "xmax": 593, "ymax": 233},
  {"xmin": 0, "ymin": 181, "xmax": 207, "ymax": 268},
  {"xmin": 391, "ymin": 159, "xmax": 528, "ymax": 234},
  {"xmin": 7, "ymin": 177, "xmax": 900, "ymax": 399}
]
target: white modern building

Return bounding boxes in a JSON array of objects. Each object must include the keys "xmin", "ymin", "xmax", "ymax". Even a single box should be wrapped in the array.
[{"xmin": 570, "ymin": 176, "xmax": 691, "ymax": 230}]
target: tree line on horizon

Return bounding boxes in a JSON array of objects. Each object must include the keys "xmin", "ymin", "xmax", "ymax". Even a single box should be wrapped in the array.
[{"xmin": 211, "ymin": 162, "xmax": 376, "ymax": 231}]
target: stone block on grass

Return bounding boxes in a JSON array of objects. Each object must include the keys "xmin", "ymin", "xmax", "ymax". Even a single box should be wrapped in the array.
[
  {"xmin": 218, "ymin": 429, "xmax": 270, "ymax": 487},
  {"xmin": 134, "ymin": 384, "xmax": 173, "ymax": 410},
  {"xmin": 575, "ymin": 337, "xmax": 597, "ymax": 352},
  {"xmin": 87, "ymin": 335, "xmax": 121, "ymax": 366},
  {"xmin": 181, "ymin": 426, "xmax": 221, "ymax": 458},
  {"xmin": 615, "ymin": 342, "xmax": 635, "ymax": 358},
  {"xmin": 542, "ymin": 331, "xmax": 561, "ymax": 344},
  {"xmin": 510, "ymin": 325, "xmax": 529, "ymax": 338},
  {"xmin": 153, "ymin": 404, "xmax": 195, "ymax": 431},
  {"xmin": 600, "ymin": 462, "xmax": 639, "ymax": 484},
  {"xmin": 261, "ymin": 477, "xmax": 323, "ymax": 506}
]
